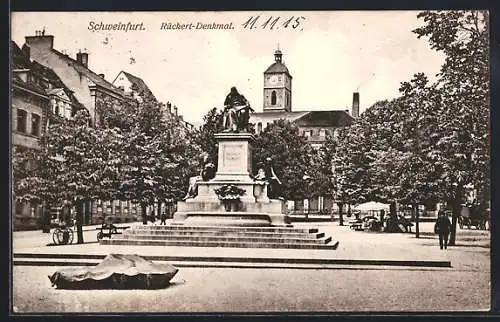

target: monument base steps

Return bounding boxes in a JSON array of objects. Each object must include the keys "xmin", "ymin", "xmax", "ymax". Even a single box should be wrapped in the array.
[{"xmin": 100, "ymin": 225, "xmax": 339, "ymax": 250}]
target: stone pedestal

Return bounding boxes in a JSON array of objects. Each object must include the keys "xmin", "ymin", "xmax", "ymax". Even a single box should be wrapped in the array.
[
  {"xmin": 213, "ymin": 132, "xmax": 254, "ymax": 182},
  {"xmin": 173, "ymin": 132, "xmax": 290, "ymax": 227}
]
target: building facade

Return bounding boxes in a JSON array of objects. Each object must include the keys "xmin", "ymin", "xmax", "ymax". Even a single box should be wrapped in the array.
[
  {"xmin": 12, "ymin": 34, "xmax": 196, "ymax": 229},
  {"xmin": 12, "ymin": 35, "xmax": 140, "ymax": 229}
]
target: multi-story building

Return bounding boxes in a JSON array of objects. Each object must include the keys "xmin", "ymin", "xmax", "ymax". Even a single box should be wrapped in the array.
[
  {"xmin": 250, "ymin": 49, "xmax": 358, "ymax": 215},
  {"xmin": 13, "ymin": 34, "xmax": 142, "ymax": 228},
  {"xmin": 11, "ymin": 40, "xmax": 87, "ymax": 229},
  {"xmin": 13, "ymin": 33, "xmax": 196, "ymax": 229}
]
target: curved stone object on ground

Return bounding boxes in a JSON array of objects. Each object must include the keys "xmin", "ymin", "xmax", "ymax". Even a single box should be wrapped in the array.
[{"xmin": 48, "ymin": 254, "xmax": 178, "ymax": 289}]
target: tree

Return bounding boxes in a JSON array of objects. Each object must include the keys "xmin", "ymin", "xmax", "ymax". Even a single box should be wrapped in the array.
[
  {"xmin": 193, "ymin": 107, "xmax": 223, "ymax": 165},
  {"xmin": 413, "ymin": 10, "xmax": 490, "ymax": 244},
  {"xmin": 14, "ymin": 109, "xmax": 122, "ymax": 243},
  {"xmin": 110, "ymin": 96, "xmax": 169, "ymax": 224},
  {"xmin": 155, "ymin": 115, "xmax": 202, "ymax": 204},
  {"xmin": 13, "ymin": 145, "xmax": 64, "ymax": 233},
  {"xmin": 252, "ymin": 120, "xmax": 316, "ymax": 201}
]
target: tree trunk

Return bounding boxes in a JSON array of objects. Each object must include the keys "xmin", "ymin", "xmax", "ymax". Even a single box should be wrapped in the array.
[
  {"xmin": 390, "ymin": 201, "xmax": 397, "ymax": 216},
  {"xmin": 141, "ymin": 203, "xmax": 148, "ymax": 225},
  {"xmin": 157, "ymin": 200, "xmax": 163, "ymax": 218},
  {"xmin": 347, "ymin": 203, "xmax": 351, "ymax": 217},
  {"xmin": 75, "ymin": 201, "xmax": 84, "ymax": 244},
  {"xmin": 414, "ymin": 203, "xmax": 420, "ymax": 238},
  {"xmin": 337, "ymin": 202, "xmax": 344, "ymax": 226},
  {"xmin": 449, "ymin": 199, "xmax": 461, "ymax": 246},
  {"xmin": 387, "ymin": 201, "xmax": 398, "ymax": 233},
  {"xmin": 42, "ymin": 202, "xmax": 51, "ymax": 233}
]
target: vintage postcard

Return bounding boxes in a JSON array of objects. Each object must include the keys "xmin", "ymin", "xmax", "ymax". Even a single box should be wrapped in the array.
[{"xmin": 10, "ymin": 11, "xmax": 491, "ymax": 313}]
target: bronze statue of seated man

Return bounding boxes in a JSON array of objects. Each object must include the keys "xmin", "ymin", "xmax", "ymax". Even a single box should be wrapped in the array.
[{"xmin": 222, "ymin": 87, "xmax": 254, "ymax": 132}]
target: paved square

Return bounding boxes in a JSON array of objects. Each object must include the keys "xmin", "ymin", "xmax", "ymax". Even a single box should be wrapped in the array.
[{"xmin": 11, "ymin": 222, "xmax": 490, "ymax": 312}]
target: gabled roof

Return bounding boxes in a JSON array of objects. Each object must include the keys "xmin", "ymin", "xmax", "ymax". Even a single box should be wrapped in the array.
[
  {"xmin": 11, "ymin": 41, "xmax": 30, "ymax": 69},
  {"xmin": 30, "ymin": 60, "xmax": 84, "ymax": 109},
  {"xmin": 115, "ymin": 71, "xmax": 157, "ymax": 101},
  {"xmin": 11, "ymin": 41, "xmax": 84, "ymax": 108},
  {"xmin": 51, "ymin": 49, "xmax": 124, "ymax": 96}
]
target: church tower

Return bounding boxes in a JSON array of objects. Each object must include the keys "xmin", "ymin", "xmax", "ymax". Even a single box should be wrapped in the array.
[{"xmin": 263, "ymin": 48, "xmax": 292, "ymax": 112}]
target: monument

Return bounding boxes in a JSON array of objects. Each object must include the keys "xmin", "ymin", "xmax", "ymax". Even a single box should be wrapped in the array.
[
  {"xmin": 101, "ymin": 87, "xmax": 337, "ymax": 249},
  {"xmin": 173, "ymin": 87, "xmax": 288, "ymax": 227}
]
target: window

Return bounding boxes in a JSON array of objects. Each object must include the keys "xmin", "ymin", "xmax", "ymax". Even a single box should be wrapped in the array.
[
  {"xmin": 271, "ymin": 91, "xmax": 277, "ymax": 105},
  {"xmin": 319, "ymin": 129, "xmax": 326, "ymax": 137},
  {"xmin": 16, "ymin": 109, "xmax": 27, "ymax": 133},
  {"xmin": 304, "ymin": 130, "xmax": 311, "ymax": 137},
  {"xmin": 31, "ymin": 113, "xmax": 41, "ymax": 136},
  {"xmin": 285, "ymin": 92, "xmax": 289, "ymax": 107},
  {"xmin": 57, "ymin": 101, "xmax": 64, "ymax": 116}
]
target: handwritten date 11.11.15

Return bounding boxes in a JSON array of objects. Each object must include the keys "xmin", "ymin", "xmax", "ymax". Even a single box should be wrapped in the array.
[{"xmin": 242, "ymin": 15, "xmax": 306, "ymax": 30}]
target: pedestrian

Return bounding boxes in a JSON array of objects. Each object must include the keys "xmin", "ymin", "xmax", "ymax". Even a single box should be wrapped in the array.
[
  {"xmin": 434, "ymin": 210, "xmax": 452, "ymax": 250},
  {"xmin": 160, "ymin": 211, "xmax": 167, "ymax": 225}
]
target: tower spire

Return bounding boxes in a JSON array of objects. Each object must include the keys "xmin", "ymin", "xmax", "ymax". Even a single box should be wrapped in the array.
[{"xmin": 274, "ymin": 45, "xmax": 282, "ymax": 63}]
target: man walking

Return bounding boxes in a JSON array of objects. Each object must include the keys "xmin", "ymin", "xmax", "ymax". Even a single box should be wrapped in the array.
[
  {"xmin": 434, "ymin": 210, "xmax": 452, "ymax": 250},
  {"xmin": 160, "ymin": 211, "xmax": 167, "ymax": 225}
]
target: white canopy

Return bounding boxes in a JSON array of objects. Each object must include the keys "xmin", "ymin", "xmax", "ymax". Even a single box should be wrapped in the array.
[{"xmin": 353, "ymin": 201, "xmax": 390, "ymax": 212}]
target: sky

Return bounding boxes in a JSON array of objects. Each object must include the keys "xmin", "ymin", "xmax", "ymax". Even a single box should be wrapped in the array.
[{"xmin": 11, "ymin": 11, "xmax": 446, "ymax": 125}]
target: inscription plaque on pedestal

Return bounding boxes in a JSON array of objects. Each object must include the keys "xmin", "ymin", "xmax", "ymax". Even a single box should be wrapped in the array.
[{"xmin": 222, "ymin": 144, "xmax": 244, "ymax": 172}]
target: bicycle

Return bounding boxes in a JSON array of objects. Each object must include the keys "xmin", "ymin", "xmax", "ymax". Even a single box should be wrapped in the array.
[{"xmin": 52, "ymin": 220, "xmax": 75, "ymax": 245}]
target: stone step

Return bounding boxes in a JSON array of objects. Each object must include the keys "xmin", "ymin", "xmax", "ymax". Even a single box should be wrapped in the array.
[
  {"xmin": 116, "ymin": 234, "xmax": 332, "ymax": 244},
  {"xmin": 132, "ymin": 225, "xmax": 319, "ymax": 234},
  {"xmin": 100, "ymin": 239, "xmax": 339, "ymax": 250},
  {"xmin": 123, "ymin": 229, "xmax": 325, "ymax": 239}
]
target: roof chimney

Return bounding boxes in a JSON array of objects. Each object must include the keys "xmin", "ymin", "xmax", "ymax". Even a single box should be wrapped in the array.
[
  {"xmin": 352, "ymin": 92, "xmax": 360, "ymax": 118},
  {"xmin": 166, "ymin": 102, "xmax": 172, "ymax": 114},
  {"xmin": 76, "ymin": 50, "xmax": 89, "ymax": 68},
  {"xmin": 25, "ymin": 34, "xmax": 54, "ymax": 50},
  {"xmin": 173, "ymin": 106, "xmax": 178, "ymax": 117}
]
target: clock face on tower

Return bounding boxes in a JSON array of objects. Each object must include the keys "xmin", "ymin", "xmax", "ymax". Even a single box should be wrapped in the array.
[{"xmin": 269, "ymin": 75, "xmax": 279, "ymax": 85}]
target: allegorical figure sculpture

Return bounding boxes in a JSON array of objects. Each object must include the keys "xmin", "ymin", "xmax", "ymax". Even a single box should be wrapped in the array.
[
  {"xmin": 222, "ymin": 87, "xmax": 254, "ymax": 132},
  {"xmin": 183, "ymin": 155, "xmax": 216, "ymax": 200},
  {"xmin": 258, "ymin": 157, "xmax": 282, "ymax": 199},
  {"xmin": 201, "ymin": 155, "xmax": 216, "ymax": 181}
]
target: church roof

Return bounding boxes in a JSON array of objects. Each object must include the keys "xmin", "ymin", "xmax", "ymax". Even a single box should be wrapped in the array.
[
  {"xmin": 250, "ymin": 111, "xmax": 309, "ymax": 124},
  {"xmin": 264, "ymin": 62, "xmax": 291, "ymax": 75},
  {"xmin": 294, "ymin": 110, "xmax": 354, "ymax": 127},
  {"xmin": 250, "ymin": 110, "xmax": 353, "ymax": 127}
]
